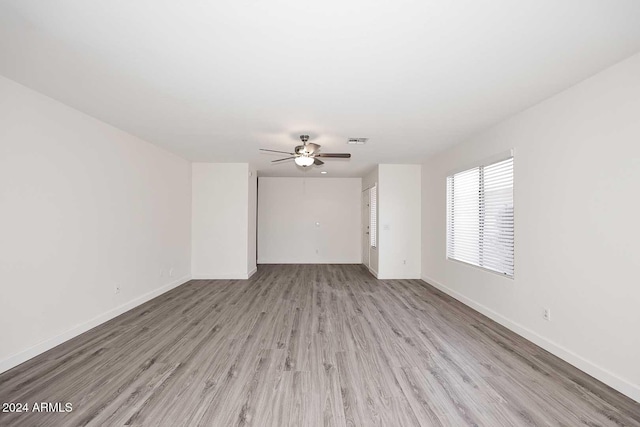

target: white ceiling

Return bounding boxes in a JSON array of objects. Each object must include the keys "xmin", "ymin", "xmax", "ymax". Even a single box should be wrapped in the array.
[{"xmin": 1, "ymin": 1, "xmax": 640, "ymax": 177}]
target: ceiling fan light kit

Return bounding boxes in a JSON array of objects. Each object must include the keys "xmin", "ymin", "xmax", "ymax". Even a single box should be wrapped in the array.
[
  {"xmin": 260, "ymin": 135, "xmax": 351, "ymax": 168},
  {"xmin": 294, "ymin": 156, "xmax": 314, "ymax": 167}
]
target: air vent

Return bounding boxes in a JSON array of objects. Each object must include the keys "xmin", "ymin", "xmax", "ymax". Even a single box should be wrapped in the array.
[{"xmin": 347, "ymin": 137, "xmax": 368, "ymax": 145}]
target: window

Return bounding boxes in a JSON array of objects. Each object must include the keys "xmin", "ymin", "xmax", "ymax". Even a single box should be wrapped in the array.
[
  {"xmin": 370, "ymin": 185, "xmax": 377, "ymax": 248},
  {"xmin": 447, "ymin": 157, "xmax": 514, "ymax": 277}
]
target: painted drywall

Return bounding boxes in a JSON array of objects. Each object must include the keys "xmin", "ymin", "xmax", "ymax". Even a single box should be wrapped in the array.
[
  {"xmin": 258, "ymin": 177, "xmax": 361, "ymax": 264},
  {"xmin": 362, "ymin": 167, "xmax": 379, "ymax": 276},
  {"xmin": 421, "ymin": 53, "xmax": 640, "ymax": 402},
  {"xmin": 378, "ymin": 165, "xmax": 422, "ymax": 279},
  {"xmin": 247, "ymin": 166, "xmax": 257, "ymax": 276},
  {"xmin": 192, "ymin": 163, "xmax": 255, "ymax": 279},
  {"xmin": 0, "ymin": 75, "xmax": 192, "ymax": 372}
]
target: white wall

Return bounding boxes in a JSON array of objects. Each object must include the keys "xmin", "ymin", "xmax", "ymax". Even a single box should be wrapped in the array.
[
  {"xmin": 421, "ymin": 53, "xmax": 640, "ymax": 402},
  {"xmin": 362, "ymin": 167, "xmax": 379, "ymax": 275},
  {"xmin": 378, "ymin": 165, "xmax": 421, "ymax": 279},
  {"xmin": 0, "ymin": 75, "xmax": 192, "ymax": 373},
  {"xmin": 192, "ymin": 163, "xmax": 255, "ymax": 279},
  {"xmin": 258, "ymin": 177, "xmax": 361, "ymax": 264}
]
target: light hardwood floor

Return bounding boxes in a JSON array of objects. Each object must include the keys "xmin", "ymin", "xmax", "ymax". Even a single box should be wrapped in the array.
[{"xmin": 1, "ymin": 264, "xmax": 639, "ymax": 426}]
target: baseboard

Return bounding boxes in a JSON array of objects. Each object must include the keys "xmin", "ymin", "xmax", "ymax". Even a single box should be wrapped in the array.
[
  {"xmin": 0, "ymin": 275, "xmax": 192, "ymax": 375},
  {"xmin": 247, "ymin": 267, "xmax": 258, "ymax": 279},
  {"xmin": 192, "ymin": 272, "xmax": 251, "ymax": 280},
  {"xmin": 421, "ymin": 274, "xmax": 640, "ymax": 403},
  {"xmin": 257, "ymin": 261, "xmax": 362, "ymax": 265},
  {"xmin": 377, "ymin": 273, "xmax": 421, "ymax": 280},
  {"xmin": 367, "ymin": 266, "xmax": 378, "ymax": 278}
]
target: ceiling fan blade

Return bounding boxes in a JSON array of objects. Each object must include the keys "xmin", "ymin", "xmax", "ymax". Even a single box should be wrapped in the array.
[
  {"xmin": 306, "ymin": 143, "xmax": 321, "ymax": 153},
  {"xmin": 295, "ymin": 143, "xmax": 321, "ymax": 154},
  {"xmin": 260, "ymin": 148, "xmax": 295, "ymax": 155},
  {"xmin": 314, "ymin": 158, "xmax": 325, "ymax": 166},
  {"xmin": 271, "ymin": 157, "xmax": 296, "ymax": 163},
  {"xmin": 315, "ymin": 153, "xmax": 351, "ymax": 158}
]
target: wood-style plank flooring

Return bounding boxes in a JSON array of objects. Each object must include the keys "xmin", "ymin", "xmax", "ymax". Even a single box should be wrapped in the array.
[{"xmin": 1, "ymin": 264, "xmax": 639, "ymax": 426}]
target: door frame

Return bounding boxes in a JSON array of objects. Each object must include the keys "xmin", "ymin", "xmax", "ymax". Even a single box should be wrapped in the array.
[{"xmin": 362, "ymin": 188, "xmax": 371, "ymax": 267}]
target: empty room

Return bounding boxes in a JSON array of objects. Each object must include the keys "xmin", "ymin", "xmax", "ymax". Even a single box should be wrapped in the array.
[{"xmin": 1, "ymin": 1, "xmax": 639, "ymax": 426}]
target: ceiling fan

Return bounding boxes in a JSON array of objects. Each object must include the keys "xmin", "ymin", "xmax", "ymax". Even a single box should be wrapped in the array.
[{"xmin": 260, "ymin": 135, "xmax": 351, "ymax": 167}]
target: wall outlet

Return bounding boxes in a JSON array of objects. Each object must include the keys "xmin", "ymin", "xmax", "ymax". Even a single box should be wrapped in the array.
[
  {"xmin": 543, "ymin": 308, "xmax": 551, "ymax": 321},
  {"xmin": 169, "ymin": 267, "xmax": 174, "ymax": 278},
  {"xmin": 114, "ymin": 285, "xmax": 121, "ymax": 295},
  {"xmin": 403, "ymin": 260, "xmax": 406, "ymax": 265},
  {"xmin": 315, "ymin": 249, "xmax": 319, "ymax": 254}
]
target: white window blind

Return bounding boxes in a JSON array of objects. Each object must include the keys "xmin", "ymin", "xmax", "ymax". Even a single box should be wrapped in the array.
[
  {"xmin": 370, "ymin": 185, "xmax": 377, "ymax": 248},
  {"xmin": 447, "ymin": 157, "xmax": 514, "ymax": 277}
]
